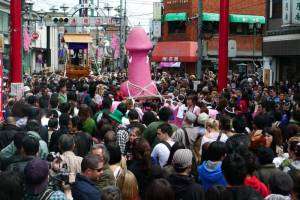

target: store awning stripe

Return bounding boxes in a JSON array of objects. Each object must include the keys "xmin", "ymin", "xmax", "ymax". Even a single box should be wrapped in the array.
[
  {"xmin": 165, "ymin": 12, "xmax": 188, "ymax": 21},
  {"xmin": 202, "ymin": 13, "xmax": 266, "ymax": 24},
  {"xmin": 63, "ymin": 34, "xmax": 93, "ymax": 43}
]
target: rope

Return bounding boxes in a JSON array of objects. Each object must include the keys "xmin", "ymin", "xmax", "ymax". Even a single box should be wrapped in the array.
[{"xmin": 126, "ymin": 80, "xmax": 162, "ymax": 99}]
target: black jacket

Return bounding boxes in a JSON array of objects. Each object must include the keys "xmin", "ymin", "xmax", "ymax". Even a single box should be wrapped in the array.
[
  {"xmin": 72, "ymin": 174, "xmax": 101, "ymax": 200},
  {"xmin": 73, "ymin": 131, "xmax": 93, "ymax": 157},
  {"xmin": 49, "ymin": 126, "xmax": 68, "ymax": 153},
  {"xmin": 6, "ymin": 155, "xmax": 35, "ymax": 175},
  {"xmin": 221, "ymin": 186, "xmax": 263, "ymax": 200},
  {"xmin": 0, "ymin": 124, "xmax": 22, "ymax": 150},
  {"xmin": 168, "ymin": 174, "xmax": 204, "ymax": 200}
]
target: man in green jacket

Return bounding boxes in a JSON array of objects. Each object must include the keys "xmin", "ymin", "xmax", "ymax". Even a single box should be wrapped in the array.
[{"xmin": 143, "ymin": 107, "xmax": 178, "ymax": 148}]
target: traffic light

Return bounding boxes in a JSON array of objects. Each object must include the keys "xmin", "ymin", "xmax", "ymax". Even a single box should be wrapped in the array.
[{"xmin": 52, "ymin": 17, "xmax": 69, "ymax": 25}]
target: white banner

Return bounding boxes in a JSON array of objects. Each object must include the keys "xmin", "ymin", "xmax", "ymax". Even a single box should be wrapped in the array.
[
  {"xmin": 153, "ymin": 2, "xmax": 162, "ymax": 20},
  {"xmin": 292, "ymin": 0, "xmax": 300, "ymax": 24},
  {"xmin": 282, "ymin": 0, "xmax": 291, "ymax": 24},
  {"xmin": 152, "ymin": 21, "xmax": 162, "ymax": 38}
]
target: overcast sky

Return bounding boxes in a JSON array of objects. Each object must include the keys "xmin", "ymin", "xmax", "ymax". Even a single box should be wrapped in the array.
[{"xmin": 32, "ymin": 0, "xmax": 156, "ymax": 31}]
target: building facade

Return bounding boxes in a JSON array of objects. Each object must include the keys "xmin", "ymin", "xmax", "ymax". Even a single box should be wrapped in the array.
[
  {"xmin": 152, "ymin": 0, "xmax": 266, "ymax": 75},
  {"xmin": 263, "ymin": 0, "xmax": 300, "ymax": 84}
]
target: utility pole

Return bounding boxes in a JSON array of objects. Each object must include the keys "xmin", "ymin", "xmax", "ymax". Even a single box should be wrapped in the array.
[
  {"xmin": 218, "ymin": 0, "xmax": 229, "ymax": 93},
  {"xmin": 196, "ymin": 0, "xmax": 203, "ymax": 79},
  {"xmin": 119, "ymin": 0, "xmax": 125, "ymax": 69}
]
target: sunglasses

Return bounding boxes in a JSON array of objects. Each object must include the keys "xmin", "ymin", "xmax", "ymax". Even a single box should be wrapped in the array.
[{"xmin": 91, "ymin": 167, "xmax": 103, "ymax": 172}]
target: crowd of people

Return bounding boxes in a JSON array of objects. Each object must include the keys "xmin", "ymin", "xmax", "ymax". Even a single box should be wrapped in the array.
[{"xmin": 0, "ymin": 69, "xmax": 299, "ymax": 200}]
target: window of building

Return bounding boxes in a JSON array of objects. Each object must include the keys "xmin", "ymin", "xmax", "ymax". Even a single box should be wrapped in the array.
[
  {"xmin": 168, "ymin": 21, "xmax": 186, "ymax": 34},
  {"xmin": 230, "ymin": 23, "xmax": 263, "ymax": 35},
  {"xmin": 271, "ymin": 0, "xmax": 282, "ymax": 18},
  {"xmin": 202, "ymin": 21, "xmax": 219, "ymax": 34}
]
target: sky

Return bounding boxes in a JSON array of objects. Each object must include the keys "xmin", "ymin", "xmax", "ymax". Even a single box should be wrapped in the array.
[{"xmin": 31, "ymin": 0, "xmax": 156, "ymax": 31}]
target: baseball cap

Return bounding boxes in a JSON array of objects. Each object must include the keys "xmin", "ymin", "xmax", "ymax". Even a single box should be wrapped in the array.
[
  {"xmin": 185, "ymin": 111, "xmax": 197, "ymax": 124},
  {"xmin": 24, "ymin": 158, "xmax": 49, "ymax": 195},
  {"xmin": 172, "ymin": 149, "xmax": 193, "ymax": 169},
  {"xmin": 197, "ymin": 112, "xmax": 209, "ymax": 125}
]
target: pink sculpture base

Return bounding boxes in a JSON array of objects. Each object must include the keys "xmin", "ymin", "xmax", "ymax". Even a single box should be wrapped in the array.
[{"xmin": 120, "ymin": 80, "xmax": 158, "ymax": 98}]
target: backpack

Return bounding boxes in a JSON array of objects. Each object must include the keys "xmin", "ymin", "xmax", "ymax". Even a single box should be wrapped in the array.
[{"xmin": 39, "ymin": 188, "xmax": 55, "ymax": 200}]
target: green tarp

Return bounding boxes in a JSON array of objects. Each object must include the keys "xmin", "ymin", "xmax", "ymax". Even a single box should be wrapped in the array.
[{"xmin": 165, "ymin": 12, "xmax": 188, "ymax": 22}]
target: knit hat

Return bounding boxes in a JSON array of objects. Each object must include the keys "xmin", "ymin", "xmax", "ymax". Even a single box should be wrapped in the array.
[
  {"xmin": 172, "ymin": 149, "xmax": 193, "ymax": 169},
  {"xmin": 185, "ymin": 111, "xmax": 197, "ymax": 124},
  {"xmin": 197, "ymin": 112, "xmax": 209, "ymax": 125}
]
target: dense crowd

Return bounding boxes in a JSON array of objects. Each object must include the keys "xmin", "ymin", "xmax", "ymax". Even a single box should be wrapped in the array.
[{"xmin": 0, "ymin": 70, "xmax": 299, "ymax": 200}]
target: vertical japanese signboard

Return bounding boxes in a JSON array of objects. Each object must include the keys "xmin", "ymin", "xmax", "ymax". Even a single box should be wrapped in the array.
[
  {"xmin": 153, "ymin": 2, "xmax": 162, "ymax": 20},
  {"xmin": 282, "ymin": 0, "xmax": 291, "ymax": 24},
  {"xmin": 292, "ymin": 0, "xmax": 300, "ymax": 24}
]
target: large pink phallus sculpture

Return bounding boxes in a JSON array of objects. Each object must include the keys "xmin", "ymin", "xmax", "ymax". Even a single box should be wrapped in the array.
[{"xmin": 120, "ymin": 27, "xmax": 159, "ymax": 98}]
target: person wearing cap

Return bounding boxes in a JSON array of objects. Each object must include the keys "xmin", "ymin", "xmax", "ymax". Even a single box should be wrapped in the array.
[
  {"xmin": 24, "ymin": 158, "xmax": 68, "ymax": 200},
  {"xmin": 151, "ymin": 123, "xmax": 175, "ymax": 167},
  {"xmin": 172, "ymin": 112, "xmax": 200, "ymax": 150},
  {"xmin": 72, "ymin": 154, "xmax": 103, "ymax": 200},
  {"xmin": 167, "ymin": 149, "xmax": 204, "ymax": 200}
]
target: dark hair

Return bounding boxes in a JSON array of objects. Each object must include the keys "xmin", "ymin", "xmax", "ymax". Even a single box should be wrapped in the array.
[
  {"xmin": 0, "ymin": 171, "xmax": 24, "ymax": 200},
  {"xmin": 207, "ymin": 141, "xmax": 227, "ymax": 161},
  {"xmin": 67, "ymin": 91, "xmax": 77, "ymax": 102},
  {"xmin": 59, "ymin": 113, "xmax": 70, "ymax": 127},
  {"xmin": 38, "ymin": 96, "xmax": 49, "ymax": 109},
  {"xmin": 102, "ymin": 97, "xmax": 112, "ymax": 110},
  {"xmin": 104, "ymin": 131, "xmax": 117, "ymax": 146},
  {"xmin": 81, "ymin": 154, "xmax": 102, "ymax": 172},
  {"xmin": 221, "ymin": 153, "xmax": 247, "ymax": 186},
  {"xmin": 256, "ymin": 147, "xmax": 275, "ymax": 165},
  {"xmin": 107, "ymin": 145, "xmax": 122, "ymax": 165},
  {"xmin": 27, "ymin": 95, "xmax": 37, "ymax": 106},
  {"xmin": 128, "ymin": 109, "xmax": 139, "ymax": 121},
  {"xmin": 70, "ymin": 116, "xmax": 80, "ymax": 130},
  {"xmin": 157, "ymin": 123, "xmax": 173, "ymax": 137},
  {"xmin": 145, "ymin": 179, "xmax": 175, "ymax": 200},
  {"xmin": 59, "ymin": 102, "xmax": 70, "ymax": 114},
  {"xmin": 166, "ymin": 142, "xmax": 185, "ymax": 166},
  {"xmin": 232, "ymin": 117, "xmax": 246, "ymax": 133},
  {"xmin": 142, "ymin": 111, "xmax": 157, "ymax": 126},
  {"xmin": 22, "ymin": 136, "xmax": 39, "ymax": 156},
  {"xmin": 288, "ymin": 137, "xmax": 300, "ymax": 158},
  {"xmin": 238, "ymin": 149, "xmax": 258, "ymax": 175},
  {"xmin": 226, "ymin": 133, "xmax": 250, "ymax": 154},
  {"xmin": 50, "ymin": 93, "xmax": 59, "ymax": 109},
  {"xmin": 253, "ymin": 115, "xmax": 267, "ymax": 130},
  {"xmin": 219, "ymin": 115, "xmax": 231, "ymax": 131},
  {"xmin": 289, "ymin": 169, "xmax": 300, "ymax": 200},
  {"xmin": 13, "ymin": 132, "xmax": 26, "ymax": 151},
  {"xmin": 48, "ymin": 118, "xmax": 58, "ymax": 129},
  {"xmin": 158, "ymin": 107, "xmax": 173, "ymax": 121},
  {"xmin": 26, "ymin": 120, "xmax": 40, "ymax": 133},
  {"xmin": 102, "ymin": 186, "xmax": 122, "ymax": 200},
  {"xmin": 132, "ymin": 138, "xmax": 152, "ymax": 170},
  {"xmin": 78, "ymin": 104, "xmax": 92, "ymax": 122},
  {"xmin": 117, "ymin": 103, "xmax": 127, "ymax": 116},
  {"xmin": 269, "ymin": 171, "xmax": 293, "ymax": 196},
  {"xmin": 58, "ymin": 134, "xmax": 75, "ymax": 152}
]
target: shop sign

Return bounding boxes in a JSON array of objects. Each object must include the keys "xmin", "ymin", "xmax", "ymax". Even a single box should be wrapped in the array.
[
  {"xmin": 31, "ymin": 32, "xmax": 39, "ymax": 40},
  {"xmin": 228, "ymin": 40, "xmax": 237, "ymax": 58},
  {"xmin": 152, "ymin": 21, "xmax": 161, "ymax": 38},
  {"xmin": 162, "ymin": 57, "xmax": 179, "ymax": 62},
  {"xmin": 282, "ymin": 0, "xmax": 291, "ymax": 24},
  {"xmin": 153, "ymin": 2, "xmax": 162, "ymax": 20},
  {"xmin": 292, "ymin": 0, "xmax": 300, "ymax": 24}
]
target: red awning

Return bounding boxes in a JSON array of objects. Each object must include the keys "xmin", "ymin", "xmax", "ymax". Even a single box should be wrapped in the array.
[{"xmin": 152, "ymin": 41, "xmax": 198, "ymax": 62}]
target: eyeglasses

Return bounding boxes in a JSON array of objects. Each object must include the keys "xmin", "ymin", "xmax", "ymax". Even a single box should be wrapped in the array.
[{"xmin": 91, "ymin": 167, "xmax": 103, "ymax": 172}]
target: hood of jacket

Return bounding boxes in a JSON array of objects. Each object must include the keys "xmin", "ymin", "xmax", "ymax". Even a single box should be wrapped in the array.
[
  {"xmin": 199, "ymin": 161, "xmax": 225, "ymax": 183},
  {"xmin": 168, "ymin": 174, "xmax": 195, "ymax": 194},
  {"xmin": 27, "ymin": 131, "xmax": 41, "ymax": 140}
]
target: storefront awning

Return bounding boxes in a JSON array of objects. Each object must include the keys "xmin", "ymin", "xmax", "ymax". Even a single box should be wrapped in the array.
[
  {"xmin": 165, "ymin": 12, "xmax": 188, "ymax": 22},
  {"xmin": 63, "ymin": 34, "xmax": 93, "ymax": 43},
  {"xmin": 159, "ymin": 62, "xmax": 181, "ymax": 68},
  {"xmin": 203, "ymin": 13, "xmax": 220, "ymax": 22},
  {"xmin": 230, "ymin": 14, "xmax": 266, "ymax": 24},
  {"xmin": 202, "ymin": 13, "xmax": 266, "ymax": 24},
  {"xmin": 152, "ymin": 41, "xmax": 198, "ymax": 62}
]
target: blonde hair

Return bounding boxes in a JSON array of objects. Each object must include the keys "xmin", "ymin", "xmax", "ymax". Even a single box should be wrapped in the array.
[
  {"xmin": 205, "ymin": 118, "xmax": 220, "ymax": 131},
  {"xmin": 117, "ymin": 170, "xmax": 139, "ymax": 200},
  {"xmin": 95, "ymin": 84, "xmax": 105, "ymax": 96}
]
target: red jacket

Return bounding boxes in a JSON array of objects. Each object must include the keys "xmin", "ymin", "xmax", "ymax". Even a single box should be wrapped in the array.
[{"xmin": 244, "ymin": 176, "xmax": 270, "ymax": 198}]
